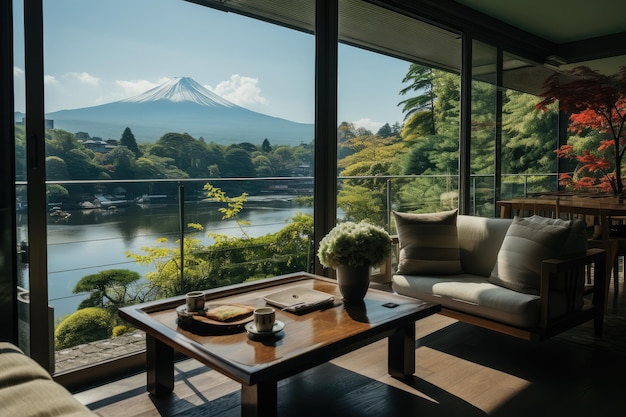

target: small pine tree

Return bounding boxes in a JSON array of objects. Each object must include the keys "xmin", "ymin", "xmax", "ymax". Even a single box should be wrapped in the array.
[
  {"xmin": 262, "ymin": 138, "xmax": 272, "ymax": 152},
  {"xmin": 120, "ymin": 127, "xmax": 142, "ymax": 158},
  {"xmin": 376, "ymin": 123, "xmax": 393, "ymax": 138}
]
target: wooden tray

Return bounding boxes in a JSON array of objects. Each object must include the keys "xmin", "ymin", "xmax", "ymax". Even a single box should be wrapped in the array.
[{"xmin": 176, "ymin": 304, "xmax": 254, "ymax": 329}]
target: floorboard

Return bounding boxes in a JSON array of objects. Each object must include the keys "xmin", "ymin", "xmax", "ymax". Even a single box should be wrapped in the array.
[{"xmin": 76, "ymin": 280, "xmax": 626, "ymax": 417}]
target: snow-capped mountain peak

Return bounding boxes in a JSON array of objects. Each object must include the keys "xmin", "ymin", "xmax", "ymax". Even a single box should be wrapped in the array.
[{"xmin": 121, "ymin": 76, "xmax": 239, "ymax": 108}]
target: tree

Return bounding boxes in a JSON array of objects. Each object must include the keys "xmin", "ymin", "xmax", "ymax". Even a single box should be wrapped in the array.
[
  {"xmin": 46, "ymin": 129, "xmax": 104, "ymax": 179},
  {"xmin": 262, "ymin": 138, "xmax": 272, "ymax": 152},
  {"xmin": 46, "ymin": 183, "xmax": 69, "ymax": 202},
  {"xmin": 103, "ymin": 146, "xmax": 136, "ymax": 179},
  {"xmin": 252, "ymin": 154, "xmax": 273, "ymax": 176},
  {"xmin": 120, "ymin": 127, "xmax": 142, "ymax": 158},
  {"xmin": 398, "ymin": 64, "xmax": 436, "ymax": 133},
  {"xmin": 46, "ymin": 156, "xmax": 70, "ymax": 180},
  {"xmin": 223, "ymin": 146, "xmax": 254, "ymax": 177},
  {"xmin": 394, "ymin": 67, "xmax": 462, "ymax": 213},
  {"xmin": 537, "ymin": 66, "xmax": 626, "ymax": 194},
  {"xmin": 502, "ymin": 90, "xmax": 559, "ymax": 174},
  {"xmin": 73, "ymin": 269, "xmax": 146, "ymax": 312},
  {"xmin": 376, "ymin": 123, "xmax": 393, "ymax": 138},
  {"xmin": 150, "ymin": 132, "xmax": 216, "ymax": 178},
  {"xmin": 126, "ymin": 184, "xmax": 314, "ymax": 295}
]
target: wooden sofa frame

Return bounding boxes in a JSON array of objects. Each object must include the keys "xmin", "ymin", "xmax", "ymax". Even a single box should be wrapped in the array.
[{"xmin": 387, "ymin": 236, "xmax": 606, "ymax": 343}]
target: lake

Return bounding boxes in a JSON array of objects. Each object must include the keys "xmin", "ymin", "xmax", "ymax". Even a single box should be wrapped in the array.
[{"xmin": 17, "ymin": 198, "xmax": 313, "ymax": 320}]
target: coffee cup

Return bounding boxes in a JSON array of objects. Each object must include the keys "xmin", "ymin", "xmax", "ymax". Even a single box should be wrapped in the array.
[
  {"xmin": 186, "ymin": 291, "xmax": 205, "ymax": 312},
  {"xmin": 253, "ymin": 307, "xmax": 275, "ymax": 332}
]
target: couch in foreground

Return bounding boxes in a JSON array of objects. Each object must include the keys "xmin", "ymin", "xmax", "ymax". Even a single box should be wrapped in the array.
[
  {"xmin": 388, "ymin": 211, "xmax": 606, "ymax": 342},
  {"xmin": 0, "ymin": 342, "xmax": 94, "ymax": 416}
]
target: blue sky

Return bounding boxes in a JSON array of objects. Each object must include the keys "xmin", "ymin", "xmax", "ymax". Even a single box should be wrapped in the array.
[{"xmin": 13, "ymin": 0, "xmax": 410, "ymax": 132}]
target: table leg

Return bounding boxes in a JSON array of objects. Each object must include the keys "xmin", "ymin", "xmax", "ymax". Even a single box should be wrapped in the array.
[
  {"xmin": 241, "ymin": 381, "xmax": 278, "ymax": 417},
  {"xmin": 387, "ymin": 322, "xmax": 416, "ymax": 378},
  {"xmin": 146, "ymin": 334, "xmax": 174, "ymax": 396}
]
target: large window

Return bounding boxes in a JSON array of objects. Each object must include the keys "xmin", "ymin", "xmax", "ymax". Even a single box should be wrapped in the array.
[
  {"xmin": 24, "ymin": 0, "xmax": 315, "ymax": 374},
  {"xmin": 338, "ymin": 0, "xmax": 463, "ymax": 231},
  {"xmin": 9, "ymin": 0, "xmax": 567, "ymax": 383}
]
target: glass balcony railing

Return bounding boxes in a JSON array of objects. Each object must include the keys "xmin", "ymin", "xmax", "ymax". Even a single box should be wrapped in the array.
[{"xmin": 16, "ymin": 173, "xmax": 559, "ymax": 373}]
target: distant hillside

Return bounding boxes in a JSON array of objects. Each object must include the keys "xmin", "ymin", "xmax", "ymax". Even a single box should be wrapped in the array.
[{"xmin": 41, "ymin": 77, "xmax": 313, "ymax": 145}]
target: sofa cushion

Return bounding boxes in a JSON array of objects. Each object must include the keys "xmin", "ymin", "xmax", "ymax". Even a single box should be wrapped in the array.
[
  {"xmin": 523, "ymin": 215, "xmax": 587, "ymax": 310},
  {"xmin": 0, "ymin": 342, "xmax": 94, "ymax": 417},
  {"xmin": 393, "ymin": 209, "xmax": 462, "ymax": 275},
  {"xmin": 457, "ymin": 215, "xmax": 512, "ymax": 276},
  {"xmin": 488, "ymin": 216, "xmax": 572, "ymax": 295},
  {"xmin": 392, "ymin": 273, "xmax": 576, "ymax": 328},
  {"xmin": 524, "ymin": 215, "xmax": 587, "ymax": 258},
  {"xmin": 392, "ymin": 274, "xmax": 541, "ymax": 328}
]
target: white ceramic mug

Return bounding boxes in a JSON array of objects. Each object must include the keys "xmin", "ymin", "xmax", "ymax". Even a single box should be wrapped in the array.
[
  {"xmin": 186, "ymin": 291, "xmax": 205, "ymax": 312},
  {"xmin": 254, "ymin": 307, "xmax": 275, "ymax": 332}
]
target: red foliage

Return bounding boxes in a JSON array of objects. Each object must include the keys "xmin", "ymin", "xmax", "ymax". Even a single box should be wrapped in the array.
[{"xmin": 538, "ymin": 66, "xmax": 626, "ymax": 194}]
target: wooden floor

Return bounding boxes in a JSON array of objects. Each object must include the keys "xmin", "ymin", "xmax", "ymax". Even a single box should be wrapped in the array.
[{"xmin": 76, "ymin": 281, "xmax": 626, "ymax": 417}]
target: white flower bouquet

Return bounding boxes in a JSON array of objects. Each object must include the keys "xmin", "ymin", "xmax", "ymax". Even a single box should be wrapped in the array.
[{"xmin": 317, "ymin": 221, "xmax": 391, "ymax": 268}]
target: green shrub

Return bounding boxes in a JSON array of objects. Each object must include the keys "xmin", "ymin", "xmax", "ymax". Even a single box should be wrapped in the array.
[
  {"xmin": 111, "ymin": 324, "xmax": 135, "ymax": 337},
  {"xmin": 54, "ymin": 307, "xmax": 113, "ymax": 350}
]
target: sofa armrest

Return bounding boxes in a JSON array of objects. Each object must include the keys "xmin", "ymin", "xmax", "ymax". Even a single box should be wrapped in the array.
[
  {"xmin": 538, "ymin": 248, "xmax": 605, "ymax": 329},
  {"xmin": 377, "ymin": 235, "xmax": 400, "ymax": 284}
]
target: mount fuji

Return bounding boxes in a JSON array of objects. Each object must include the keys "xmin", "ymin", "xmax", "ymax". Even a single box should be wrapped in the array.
[{"xmin": 44, "ymin": 77, "xmax": 313, "ymax": 145}]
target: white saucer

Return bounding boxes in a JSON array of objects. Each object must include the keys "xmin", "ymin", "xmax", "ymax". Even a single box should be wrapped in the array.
[{"xmin": 245, "ymin": 320, "xmax": 285, "ymax": 336}]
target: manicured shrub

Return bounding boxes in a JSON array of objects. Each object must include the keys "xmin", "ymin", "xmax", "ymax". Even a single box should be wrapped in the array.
[{"xmin": 54, "ymin": 307, "xmax": 113, "ymax": 349}]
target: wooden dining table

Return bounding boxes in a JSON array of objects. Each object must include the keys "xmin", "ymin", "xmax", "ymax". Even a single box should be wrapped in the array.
[{"xmin": 497, "ymin": 193, "xmax": 626, "ymax": 299}]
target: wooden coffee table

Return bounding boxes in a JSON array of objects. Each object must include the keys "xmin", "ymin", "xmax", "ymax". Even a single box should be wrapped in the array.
[{"xmin": 119, "ymin": 272, "xmax": 440, "ymax": 417}]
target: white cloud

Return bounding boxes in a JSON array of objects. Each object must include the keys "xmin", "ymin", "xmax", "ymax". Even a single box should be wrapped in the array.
[
  {"xmin": 14, "ymin": 66, "xmax": 24, "ymax": 77},
  {"xmin": 351, "ymin": 118, "xmax": 383, "ymax": 133},
  {"xmin": 66, "ymin": 71, "xmax": 100, "ymax": 86},
  {"xmin": 207, "ymin": 74, "xmax": 268, "ymax": 106},
  {"xmin": 115, "ymin": 78, "xmax": 168, "ymax": 98},
  {"xmin": 44, "ymin": 75, "xmax": 58, "ymax": 85}
]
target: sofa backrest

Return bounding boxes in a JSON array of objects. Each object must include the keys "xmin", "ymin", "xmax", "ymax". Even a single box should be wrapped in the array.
[{"xmin": 457, "ymin": 215, "xmax": 512, "ymax": 276}]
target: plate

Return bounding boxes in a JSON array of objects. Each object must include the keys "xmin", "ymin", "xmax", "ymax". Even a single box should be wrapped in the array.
[
  {"xmin": 176, "ymin": 304, "xmax": 254, "ymax": 327},
  {"xmin": 245, "ymin": 320, "xmax": 285, "ymax": 336}
]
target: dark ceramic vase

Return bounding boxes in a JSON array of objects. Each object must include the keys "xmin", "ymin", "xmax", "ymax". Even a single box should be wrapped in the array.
[{"xmin": 336, "ymin": 264, "xmax": 370, "ymax": 303}]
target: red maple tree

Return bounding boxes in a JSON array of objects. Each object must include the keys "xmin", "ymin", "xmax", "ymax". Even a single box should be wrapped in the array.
[{"xmin": 536, "ymin": 66, "xmax": 626, "ymax": 194}]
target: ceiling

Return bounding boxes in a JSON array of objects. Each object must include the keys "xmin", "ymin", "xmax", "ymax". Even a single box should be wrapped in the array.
[
  {"xmin": 453, "ymin": 0, "xmax": 626, "ymax": 75},
  {"xmin": 189, "ymin": 0, "xmax": 626, "ymax": 88},
  {"xmin": 453, "ymin": 0, "xmax": 626, "ymax": 43}
]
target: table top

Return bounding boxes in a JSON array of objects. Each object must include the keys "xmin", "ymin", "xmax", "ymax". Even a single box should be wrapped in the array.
[
  {"xmin": 119, "ymin": 272, "xmax": 440, "ymax": 385},
  {"xmin": 498, "ymin": 194, "xmax": 626, "ymax": 215}
]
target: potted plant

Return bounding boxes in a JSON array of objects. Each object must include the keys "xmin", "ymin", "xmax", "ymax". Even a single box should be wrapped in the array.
[{"xmin": 317, "ymin": 221, "xmax": 391, "ymax": 302}]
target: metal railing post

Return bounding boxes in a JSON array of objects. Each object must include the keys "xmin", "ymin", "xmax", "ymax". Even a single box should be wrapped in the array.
[
  {"xmin": 386, "ymin": 179, "xmax": 391, "ymax": 232},
  {"xmin": 178, "ymin": 182, "xmax": 185, "ymax": 290}
]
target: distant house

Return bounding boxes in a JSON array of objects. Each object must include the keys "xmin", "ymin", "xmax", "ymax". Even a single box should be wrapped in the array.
[{"xmin": 81, "ymin": 139, "xmax": 116, "ymax": 153}]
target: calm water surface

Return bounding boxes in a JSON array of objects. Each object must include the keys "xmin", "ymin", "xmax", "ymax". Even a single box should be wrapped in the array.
[{"xmin": 18, "ymin": 200, "xmax": 312, "ymax": 320}]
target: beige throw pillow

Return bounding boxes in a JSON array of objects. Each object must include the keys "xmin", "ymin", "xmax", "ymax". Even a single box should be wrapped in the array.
[
  {"xmin": 488, "ymin": 216, "xmax": 572, "ymax": 295},
  {"xmin": 524, "ymin": 215, "xmax": 587, "ymax": 258},
  {"xmin": 393, "ymin": 209, "xmax": 462, "ymax": 275}
]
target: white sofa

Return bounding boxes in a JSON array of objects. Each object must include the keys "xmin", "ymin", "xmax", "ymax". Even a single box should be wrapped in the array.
[{"xmin": 390, "ymin": 213, "xmax": 606, "ymax": 342}]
